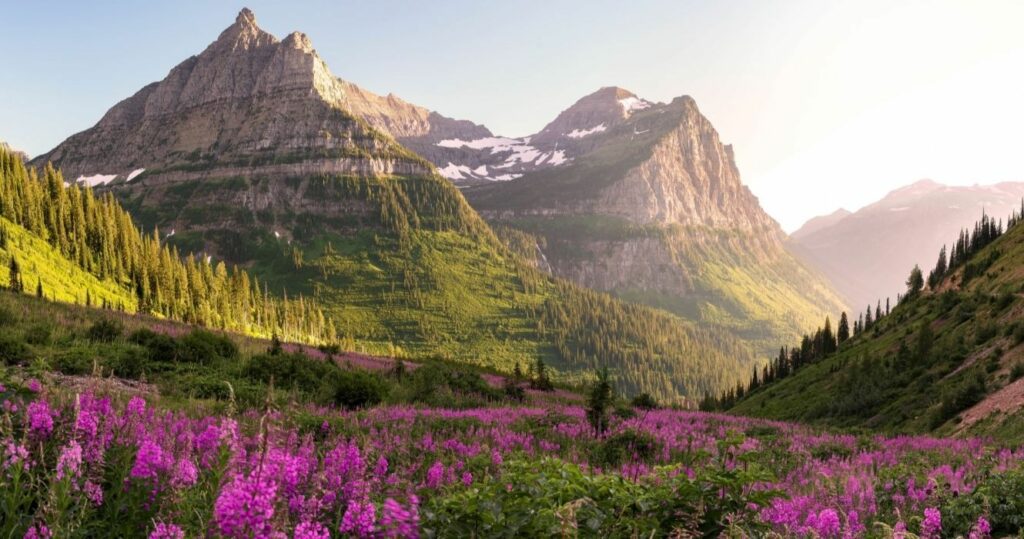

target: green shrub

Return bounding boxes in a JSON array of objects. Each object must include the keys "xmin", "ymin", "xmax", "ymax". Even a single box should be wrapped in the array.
[
  {"xmin": 591, "ymin": 430, "xmax": 659, "ymax": 468},
  {"xmin": 0, "ymin": 336, "xmax": 31, "ymax": 366},
  {"xmin": 1010, "ymin": 362, "xmax": 1024, "ymax": 382},
  {"xmin": 630, "ymin": 392, "xmax": 659, "ymax": 410},
  {"xmin": 86, "ymin": 319, "xmax": 123, "ymax": 342},
  {"xmin": 51, "ymin": 348, "xmax": 94, "ymax": 375},
  {"xmin": 23, "ymin": 324, "xmax": 52, "ymax": 345},
  {"xmin": 325, "ymin": 369, "xmax": 389, "ymax": 409},
  {"xmin": 177, "ymin": 329, "xmax": 238, "ymax": 364},
  {"xmin": 103, "ymin": 347, "xmax": 148, "ymax": 379},
  {"xmin": 128, "ymin": 328, "xmax": 178, "ymax": 362}
]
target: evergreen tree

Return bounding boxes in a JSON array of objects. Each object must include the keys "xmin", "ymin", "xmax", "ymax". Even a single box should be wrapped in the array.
[
  {"xmin": 36, "ymin": 278, "xmax": 42, "ymax": 298},
  {"xmin": 531, "ymin": 358, "xmax": 553, "ymax": 391},
  {"xmin": 7, "ymin": 256, "xmax": 23, "ymax": 293},
  {"xmin": 586, "ymin": 367, "xmax": 614, "ymax": 437},
  {"xmin": 837, "ymin": 312, "xmax": 850, "ymax": 344},
  {"xmin": 906, "ymin": 265, "xmax": 924, "ymax": 296}
]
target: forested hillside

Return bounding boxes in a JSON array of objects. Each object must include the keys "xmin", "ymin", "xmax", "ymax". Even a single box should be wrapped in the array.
[
  {"xmin": 0, "ymin": 148, "xmax": 332, "ymax": 343},
  {"xmin": 724, "ymin": 207, "xmax": 1024, "ymax": 441}
]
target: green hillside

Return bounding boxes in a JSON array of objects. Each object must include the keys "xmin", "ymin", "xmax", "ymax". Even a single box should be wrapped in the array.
[
  {"xmin": 140, "ymin": 176, "xmax": 755, "ymax": 402},
  {"xmin": 729, "ymin": 210, "xmax": 1024, "ymax": 442},
  {"xmin": 0, "ymin": 215, "xmax": 136, "ymax": 309}
]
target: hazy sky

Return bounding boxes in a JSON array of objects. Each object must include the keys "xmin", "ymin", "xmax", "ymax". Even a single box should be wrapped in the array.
[{"xmin": 2, "ymin": 0, "xmax": 1022, "ymax": 230}]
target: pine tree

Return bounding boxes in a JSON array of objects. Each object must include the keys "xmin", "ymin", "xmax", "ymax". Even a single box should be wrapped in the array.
[
  {"xmin": 7, "ymin": 256, "xmax": 23, "ymax": 293},
  {"xmin": 585, "ymin": 367, "xmax": 614, "ymax": 437},
  {"xmin": 36, "ymin": 278, "xmax": 42, "ymax": 298},
  {"xmin": 837, "ymin": 312, "xmax": 850, "ymax": 344},
  {"xmin": 906, "ymin": 265, "xmax": 924, "ymax": 296}
]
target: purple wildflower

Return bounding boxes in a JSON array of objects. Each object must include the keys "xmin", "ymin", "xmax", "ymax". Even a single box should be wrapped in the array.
[
  {"xmin": 26, "ymin": 400, "xmax": 54, "ymax": 438},
  {"xmin": 148, "ymin": 522, "xmax": 185, "ymax": 539},
  {"xmin": 26, "ymin": 379, "xmax": 41, "ymax": 393},
  {"xmin": 55, "ymin": 440, "xmax": 83, "ymax": 481},
  {"xmin": 214, "ymin": 473, "xmax": 278, "ymax": 538},
  {"xmin": 921, "ymin": 507, "xmax": 942, "ymax": 539},
  {"xmin": 340, "ymin": 500, "xmax": 376, "ymax": 537},
  {"xmin": 425, "ymin": 461, "xmax": 444, "ymax": 489},
  {"xmin": 294, "ymin": 521, "xmax": 330, "ymax": 539}
]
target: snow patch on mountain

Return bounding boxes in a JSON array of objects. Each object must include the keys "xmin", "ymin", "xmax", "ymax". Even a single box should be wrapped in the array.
[
  {"xmin": 618, "ymin": 97, "xmax": 651, "ymax": 116},
  {"xmin": 126, "ymin": 168, "xmax": 146, "ymax": 181},
  {"xmin": 77, "ymin": 174, "xmax": 118, "ymax": 187},
  {"xmin": 567, "ymin": 124, "xmax": 607, "ymax": 139}
]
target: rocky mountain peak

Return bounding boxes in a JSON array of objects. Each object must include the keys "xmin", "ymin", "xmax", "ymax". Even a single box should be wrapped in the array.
[{"xmin": 208, "ymin": 8, "xmax": 277, "ymax": 54}]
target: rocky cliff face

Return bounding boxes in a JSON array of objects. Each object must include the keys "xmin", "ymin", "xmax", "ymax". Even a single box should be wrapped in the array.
[
  {"xmin": 462, "ymin": 89, "xmax": 846, "ymax": 354},
  {"xmin": 791, "ymin": 179, "xmax": 1024, "ymax": 310}
]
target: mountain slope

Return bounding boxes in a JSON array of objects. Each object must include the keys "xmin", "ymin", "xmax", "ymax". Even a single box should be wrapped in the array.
[
  {"xmin": 461, "ymin": 89, "xmax": 847, "ymax": 355},
  {"xmin": 791, "ymin": 179, "xmax": 1024, "ymax": 310},
  {"xmin": 733, "ymin": 209, "xmax": 1024, "ymax": 442},
  {"xmin": 28, "ymin": 9, "xmax": 755, "ymax": 402}
]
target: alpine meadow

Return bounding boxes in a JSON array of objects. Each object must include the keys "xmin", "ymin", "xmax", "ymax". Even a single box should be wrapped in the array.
[{"xmin": 1, "ymin": 3, "xmax": 1024, "ymax": 538}]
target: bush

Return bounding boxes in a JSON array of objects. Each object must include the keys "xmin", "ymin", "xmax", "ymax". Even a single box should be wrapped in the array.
[
  {"xmin": 86, "ymin": 319, "xmax": 123, "ymax": 342},
  {"xmin": 0, "ymin": 336, "xmax": 31, "ymax": 366},
  {"xmin": 103, "ymin": 347, "xmax": 148, "ymax": 379},
  {"xmin": 246, "ymin": 351, "xmax": 337, "ymax": 395},
  {"xmin": 930, "ymin": 375, "xmax": 987, "ymax": 428},
  {"xmin": 630, "ymin": 392, "xmax": 659, "ymax": 410},
  {"xmin": 177, "ymin": 329, "xmax": 238, "ymax": 364},
  {"xmin": 23, "ymin": 324, "xmax": 52, "ymax": 345},
  {"xmin": 51, "ymin": 348, "xmax": 94, "ymax": 375},
  {"xmin": 591, "ymin": 430, "xmax": 659, "ymax": 467},
  {"xmin": 128, "ymin": 328, "xmax": 178, "ymax": 362},
  {"xmin": 325, "ymin": 369, "xmax": 389, "ymax": 409},
  {"xmin": 1010, "ymin": 362, "xmax": 1024, "ymax": 382}
]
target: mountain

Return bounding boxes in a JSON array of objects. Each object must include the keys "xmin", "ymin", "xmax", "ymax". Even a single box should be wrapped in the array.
[
  {"xmin": 731, "ymin": 209, "xmax": 1024, "ymax": 442},
  {"xmin": 790, "ymin": 179, "xmax": 1024, "ymax": 311},
  {"xmin": 790, "ymin": 208, "xmax": 851, "ymax": 241},
  {"xmin": 28, "ymin": 9, "xmax": 756, "ymax": 402},
  {"xmin": 457, "ymin": 88, "xmax": 848, "ymax": 355}
]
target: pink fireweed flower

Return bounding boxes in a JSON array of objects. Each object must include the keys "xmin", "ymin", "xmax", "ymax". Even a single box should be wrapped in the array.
[
  {"xmin": 214, "ymin": 473, "xmax": 278, "ymax": 539},
  {"xmin": 374, "ymin": 455, "xmax": 389, "ymax": 477},
  {"xmin": 294, "ymin": 521, "xmax": 330, "ymax": 539},
  {"xmin": 131, "ymin": 438, "xmax": 172, "ymax": 481},
  {"xmin": 126, "ymin": 395, "xmax": 147, "ymax": 416},
  {"xmin": 462, "ymin": 471, "xmax": 473, "ymax": 486},
  {"xmin": 26, "ymin": 400, "xmax": 55, "ymax": 438},
  {"xmin": 3, "ymin": 440, "xmax": 30, "ymax": 471},
  {"xmin": 23, "ymin": 524, "xmax": 51, "ymax": 539},
  {"xmin": 55, "ymin": 440, "xmax": 83, "ymax": 481},
  {"xmin": 969, "ymin": 516, "xmax": 992, "ymax": 539},
  {"xmin": 173, "ymin": 458, "xmax": 198, "ymax": 487},
  {"xmin": 148, "ymin": 522, "xmax": 185, "ymax": 539},
  {"xmin": 920, "ymin": 508, "xmax": 942, "ymax": 539},
  {"xmin": 379, "ymin": 496, "xmax": 419, "ymax": 539},
  {"xmin": 425, "ymin": 461, "xmax": 444, "ymax": 489},
  {"xmin": 26, "ymin": 379, "xmax": 41, "ymax": 393},
  {"xmin": 340, "ymin": 500, "xmax": 376, "ymax": 537},
  {"xmin": 83, "ymin": 480, "xmax": 104, "ymax": 506}
]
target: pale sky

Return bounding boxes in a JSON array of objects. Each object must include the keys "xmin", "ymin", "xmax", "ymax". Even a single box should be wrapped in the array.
[{"xmin": 1, "ymin": 0, "xmax": 1022, "ymax": 230}]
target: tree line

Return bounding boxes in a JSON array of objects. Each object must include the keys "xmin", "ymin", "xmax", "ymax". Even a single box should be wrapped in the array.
[
  {"xmin": 703, "ymin": 204, "xmax": 1024, "ymax": 411},
  {"xmin": 0, "ymin": 148, "xmax": 334, "ymax": 343}
]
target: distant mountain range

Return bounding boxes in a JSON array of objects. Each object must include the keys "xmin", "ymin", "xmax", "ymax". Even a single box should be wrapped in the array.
[{"xmin": 790, "ymin": 179, "xmax": 1024, "ymax": 310}]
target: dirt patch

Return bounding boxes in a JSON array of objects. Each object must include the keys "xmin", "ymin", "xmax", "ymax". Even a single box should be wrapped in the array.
[{"xmin": 955, "ymin": 377, "xmax": 1024, "ymax": 433}]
